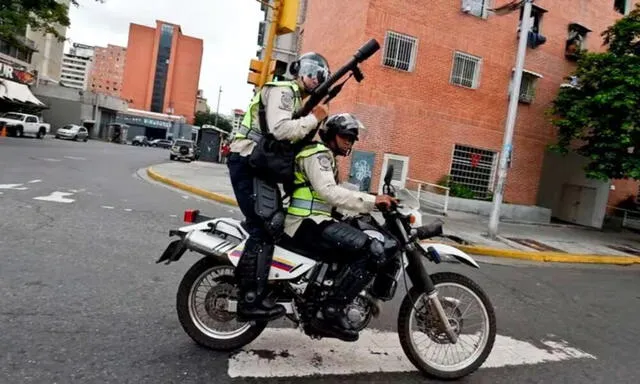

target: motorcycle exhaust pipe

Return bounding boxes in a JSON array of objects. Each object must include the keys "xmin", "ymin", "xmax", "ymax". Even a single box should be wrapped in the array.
[{"xmin": 183, "ymin": 230, "xmax": 237, "ymax": 260}]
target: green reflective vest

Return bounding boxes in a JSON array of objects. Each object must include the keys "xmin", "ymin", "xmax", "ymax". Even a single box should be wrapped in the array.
[
  {"xmin": 287, "ymin": 143, "xmax": 337, "ymax": 217},
  {"xmin": 235, "ymin": 81, "xmax": 302, "ymax": 140}
]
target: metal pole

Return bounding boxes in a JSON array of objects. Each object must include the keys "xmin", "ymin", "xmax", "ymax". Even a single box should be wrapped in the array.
[
  {"xmin": 258, "ymin": 0, "xmax": 281, "ymax": 87},
  {"xmin": 214, "ymin": 86, "xmax": 222, "ymax": 127},
  {"xmin": 488, "ymin": 0, "xmax": 533, "ymax": 238}
]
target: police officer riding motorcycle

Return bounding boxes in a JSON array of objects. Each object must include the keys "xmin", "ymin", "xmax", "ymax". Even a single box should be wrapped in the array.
[
  {"xmin": 285, "ymin": 113, "xmax": 397, "ymax": 341},
  {"xmin": 227, "ymin": 52, "xmax": 331, "ymax": 322}
]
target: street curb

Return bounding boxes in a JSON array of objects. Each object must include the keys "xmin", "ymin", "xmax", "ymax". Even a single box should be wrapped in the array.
[
  {"xmin": 446, "ymin": 243, "xmax": 640, "ymax": 266},
  {"xmin": 146, "ymin": 167, "xmax": 238, "ymax": 207}
]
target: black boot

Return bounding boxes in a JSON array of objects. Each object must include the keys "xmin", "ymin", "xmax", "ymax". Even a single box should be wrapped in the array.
[{"xmin": 235, "ymin": 239, "xmax": 285, "ymax": 322}]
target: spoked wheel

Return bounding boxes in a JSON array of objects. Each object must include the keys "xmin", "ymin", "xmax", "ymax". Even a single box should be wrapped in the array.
[
  {"xmin": 176, "ymin": 257, "xmax": 267, "ymax": 350},
  {"xmin": 398, "ymin": 272, "xmax": 496, "ymax": 380}
]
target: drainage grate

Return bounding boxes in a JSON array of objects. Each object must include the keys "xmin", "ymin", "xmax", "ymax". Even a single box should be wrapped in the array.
[{"xmin": 506, "ymin": 238, "xmax": 566, "ymax": 253}]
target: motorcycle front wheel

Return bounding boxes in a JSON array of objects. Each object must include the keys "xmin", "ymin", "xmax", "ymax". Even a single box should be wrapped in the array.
[
  {"xmin": 397, "ymin": 272, "xmax": 496, "ymax": 380},
  {"xmin": 176, "ymin": 257, "xmax": 267, "ymax": 351}
]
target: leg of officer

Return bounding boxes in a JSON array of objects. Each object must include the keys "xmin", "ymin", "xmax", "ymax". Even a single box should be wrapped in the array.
[{"xmin": 227, "ymin": 152, "xmax": 284, "ymax": 321}]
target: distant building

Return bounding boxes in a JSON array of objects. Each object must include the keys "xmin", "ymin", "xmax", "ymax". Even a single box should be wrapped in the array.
[
  {"xmin": 121, "ymin": 20, "xmax": 203, "ymax": 123},
  {"xmin": 60, "ymin": 47, "xmax": 93, "ymax": 90},
  {"xmin": 195, "ymin": 89, "xmax": 209, "ymax": 114},
  {"xmin": 88, "ymin": 44, "xmax": 126, "ymax": 97}
]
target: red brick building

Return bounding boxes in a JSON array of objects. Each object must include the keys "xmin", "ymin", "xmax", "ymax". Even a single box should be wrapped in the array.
[
  {"xmin": 301, "ymin": 0, "xmax": 634, "ymax": 208},
  {"xmin": 121, "ymin": 21, "xmax": 203, "ymax": 123},
  {"xmin": 89, "ymin": 44, "xmax": 126, "ymax": 97}
]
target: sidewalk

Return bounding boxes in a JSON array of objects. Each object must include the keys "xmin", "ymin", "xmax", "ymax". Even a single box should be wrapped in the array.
[{"xmin": 147, "ymin": 161, "xmax": 640, "ymax": 265}]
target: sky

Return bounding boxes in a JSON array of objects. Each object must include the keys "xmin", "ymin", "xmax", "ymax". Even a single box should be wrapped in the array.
[{"xmin": 65, "ymin": 0, "xmax": 264, "ymax": 116}]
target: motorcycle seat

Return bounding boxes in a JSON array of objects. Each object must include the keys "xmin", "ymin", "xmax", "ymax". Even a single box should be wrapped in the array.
[{"xmin": 276, "ymin": 234, "xmax": 318, "ymax": 259}]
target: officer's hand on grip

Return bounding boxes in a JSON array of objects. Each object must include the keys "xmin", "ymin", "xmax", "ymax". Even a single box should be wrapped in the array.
[
  {"xmin": 311, "ymin": 104, "xmax": 329, "ymax": 122},
  {"xmin": 375, "ymin": 195, "xmax": 398, "ymax": 211}
]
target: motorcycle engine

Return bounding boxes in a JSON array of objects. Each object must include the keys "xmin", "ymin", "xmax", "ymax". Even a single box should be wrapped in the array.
[{"xmin": 343, "ymin": 294, "xmax": 373, "ymax": 331}]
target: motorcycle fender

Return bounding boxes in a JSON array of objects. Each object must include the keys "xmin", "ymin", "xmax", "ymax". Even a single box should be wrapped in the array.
[{"xmin": 419, "ymin": 242, "xmax": 480, "ymax": 269}]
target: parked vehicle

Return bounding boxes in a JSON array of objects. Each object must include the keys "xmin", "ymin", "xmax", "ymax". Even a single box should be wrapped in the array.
[
  {"xmin": 157, "ymin": 165, "xmax": 496, "ymax": 380},
  {"xmin": 131, "ymin": 135, "xmax": 149, "ymax": 146},
  {"xmin": 170, "ymin": 139, "xmax": 198, "ymax": 161},
  {"xmin": 55, "ymin": 124, "xmax": 89, "ymax": 142},
  {"xmin": 0, "ymin": 112, "xmax": 50, "ymax": 139},
  {"xmin": 149, "ymin": 139, "xmax": 173, "ymax": 149}
]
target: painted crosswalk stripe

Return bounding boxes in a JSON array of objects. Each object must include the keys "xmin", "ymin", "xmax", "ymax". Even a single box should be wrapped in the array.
[
  {"xmin": 28, "ymin": 179, "xmax": 42, "ymax": 184},
  {"xmin": 0, "ymin": 183, "xmax": 28, "ymax": 190},
  {"xmin": 33, "ymin": 191, "xmax": 75, "ymax": 203},
  {"xmin": 228, "ymin": 328, "xmax": 596, "ymax": 378},
  {"xmin": 64, "ymin": 156, "xmax": 86, "ymax": 160}
]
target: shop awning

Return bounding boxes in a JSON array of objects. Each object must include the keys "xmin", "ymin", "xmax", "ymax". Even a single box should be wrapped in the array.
[{"xmin": 0, "ymin": 79, "xmax": 46, "ymax": 107}]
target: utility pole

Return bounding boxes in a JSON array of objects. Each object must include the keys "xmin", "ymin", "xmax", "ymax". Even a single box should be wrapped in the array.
[
  {"xmin": 214, "ymin": 86, "xmax": 222, "ymax": 127},
  {"xmin": 488, "ymin": 0, "xmax": 534, "ymax": 238}
]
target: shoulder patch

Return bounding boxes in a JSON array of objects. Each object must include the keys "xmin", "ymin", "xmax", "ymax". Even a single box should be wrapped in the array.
[
  {"xmin": 279, "ymin": 90, "xmax": 294, "ymax": 111},
  {"xmin": 317, "ymin": 153, "xmax": 332, "ymax": 171}
]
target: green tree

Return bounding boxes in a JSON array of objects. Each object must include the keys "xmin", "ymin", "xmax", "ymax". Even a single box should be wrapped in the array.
[
  {"xmin": 194, "ymin": 111, "xmax": 234, "ymax": 133},
  {"xmin": 549, "ymin": 5, "xmax": 640, "ymax": 180},
  {"xmin": 0, "ymin": 1, "xmax": 96, "ymax": 45}
]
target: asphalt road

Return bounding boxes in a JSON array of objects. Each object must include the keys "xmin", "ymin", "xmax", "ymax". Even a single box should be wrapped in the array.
[{"xmin": 1, "ymin": 136, "xmax": 639, "ymax": 384}]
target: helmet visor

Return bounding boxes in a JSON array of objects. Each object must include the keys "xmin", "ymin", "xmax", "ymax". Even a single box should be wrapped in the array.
[{"xmin": 298, "ymin": 60, "xmax": 329, "ymax": 84}]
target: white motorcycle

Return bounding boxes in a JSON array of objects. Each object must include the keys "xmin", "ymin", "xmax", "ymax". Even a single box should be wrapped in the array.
[{"xmin": 158, "ymin": 165, "xmax": 496, "ymax": 380}]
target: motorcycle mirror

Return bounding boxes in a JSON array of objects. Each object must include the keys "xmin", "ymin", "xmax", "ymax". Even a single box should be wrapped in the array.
[{"xmin": 384, "ymin": 164, "xmax": 394, "ymax": 186}]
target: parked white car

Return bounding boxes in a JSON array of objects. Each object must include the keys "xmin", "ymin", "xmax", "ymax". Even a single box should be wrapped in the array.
[
  {"xmin": 0, "ymin": 112, "xmax": 50, "ymax": 138},
  {"xmin": 55, "ymin": 124, "xmax": 89, "ymax": 142}
]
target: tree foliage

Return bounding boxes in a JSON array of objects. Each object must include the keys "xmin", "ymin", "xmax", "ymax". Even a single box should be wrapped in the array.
[
  {"xmin": 0, "ymin": 1, "xmax": 98, "ymax": 46},
  {"xmin": 550, "ymin": 5, "xmax": 640, "ymax": 180},
  {"xmin": 194, "ymin": 111, "xmax": 234, "ymax": 133}
]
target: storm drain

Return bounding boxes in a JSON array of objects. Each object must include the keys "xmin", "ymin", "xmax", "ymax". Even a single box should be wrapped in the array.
[{"xmin": 506, "ymin": 238, "xmax": 566, "ymax": 253}]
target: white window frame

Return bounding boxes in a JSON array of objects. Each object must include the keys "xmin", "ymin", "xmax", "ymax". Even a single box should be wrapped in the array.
[
  {"xmin": 381, "ymin": 31, "xmax": 418, "ymax": 72},
  {"xmin": 461, "ymin": 0, "xmax": 492, "ymax": 19},
  {"xmin": 450, "ymin": 51, "xmax": 482, "ymax": 89},
  {"xmin": 378, "ymin": 154, "xmax": 410, "ymax": 193},
  {"xmin": 449, "ymin": 144, "xmax": 499, "ymax": 198}
]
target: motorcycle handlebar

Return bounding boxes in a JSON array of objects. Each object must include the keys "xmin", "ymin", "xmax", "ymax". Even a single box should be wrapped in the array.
[
  {"xmin": 293, "ymin": 39, "xmax": 380, "ymax": 119},
  {"xmin": 415, "ymin": 221, "xmax": 444, "ymax": 240}
]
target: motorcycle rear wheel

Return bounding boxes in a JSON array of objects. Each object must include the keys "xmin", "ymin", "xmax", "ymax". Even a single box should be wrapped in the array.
[
  {"xmin": 176, "ymin": 257, "xmax": 267, "ymax": 351},
  {"xmin": 397, "ymin": 272, "xmax": 496, "ymax": 380}
]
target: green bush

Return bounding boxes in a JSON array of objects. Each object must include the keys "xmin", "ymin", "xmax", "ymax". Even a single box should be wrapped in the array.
[{"xmin": 437, "ymin": 175, "xmax": 476, "ymax": 199}]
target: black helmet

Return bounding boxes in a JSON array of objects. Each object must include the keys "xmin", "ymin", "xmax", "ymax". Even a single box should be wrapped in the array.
[
  {"xmin": 319, "ymin": 113, "xmax": 363, "ymax": 143},
  {"xmin": 289, "ymin": 52, "xmax": 330, "ymax": 91}
]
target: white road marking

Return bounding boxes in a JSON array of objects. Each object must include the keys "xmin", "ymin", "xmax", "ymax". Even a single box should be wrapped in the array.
[
  {"xmin": 124, "ymin": 208, "xmax": 132, "ymax": 212},
  {"xmin": 40, "ymin": 158, "xmax": 61, "ymax": 162},
  {"xmin": 170, "ymin": 215, "xmax": 178, "ymax": 218},
  {"xmin": 28, "ymin": 179, "xmax": 42, "ymax": 184},
  {"xmin": 101, "ymin": 206, "xmax": 115, "ymax": 209},
  {"xmin": 64, "ymin": 156, "xmax": 86, "ymax": 160},
  {"xmin": 182, "ymin": 195, "xmax": 189, "ymax": 199},
  {"xmin": 0, "ymin": 183, "xmax": 25, "ymax": 190},
  {"xmin": 33, "ymin": 191, "xmax": 75, "ymax": 203},
  {"xmin": 228, "ymin": 328, "xmax": 596, "ymax": 378}
]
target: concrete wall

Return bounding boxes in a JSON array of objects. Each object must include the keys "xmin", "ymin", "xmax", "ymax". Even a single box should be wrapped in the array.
[
  {"xmin": 35, "ymin": 95, "xmax": 81, "ymax": 132},
  {"xmin": 420, "ymin": 190, "xmax": 551, "ymax": 224},
  {"xmin": 537, "ymin": 151, "xmax": 610, "ymax": 228}
]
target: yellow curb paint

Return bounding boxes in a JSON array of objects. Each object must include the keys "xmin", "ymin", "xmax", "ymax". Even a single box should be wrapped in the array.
[
  {"xmin": 147, "ymin": 167, "xmax": 238, "ymax": 207},
  {"xmin": 422, "ymin": 242, "xmax": 640, "ymax": 265}
]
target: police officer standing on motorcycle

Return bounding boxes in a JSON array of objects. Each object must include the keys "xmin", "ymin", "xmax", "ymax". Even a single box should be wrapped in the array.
[
  {"xmin": 228, "ymin": 53, "xmax": 331, "ymax": 322},
  {"xmin": 284, "ymin": 113, "xmax": 397, "ymax": 341}
]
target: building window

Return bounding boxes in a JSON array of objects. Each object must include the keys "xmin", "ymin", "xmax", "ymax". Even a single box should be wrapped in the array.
[
  {"xmin": 565, "ymin": 23, "xmax": 590, "ymax": 60},
  {"xmin": 382, "ymin": 31, "xmax": 418, "ymax": 72},
  {"xmin": 519, "ymin": 72, "xmax": 538, "ymax": 104},
  {"xmin": 450, "ymin": 144, "xmax": 498, "ymax": 199},
  {"xmin": 151, "ymin": 24, "xmax": 174, "ymax": 112},
  {"xmin": 461, "ymin": 0, "xmax": 490, "ymax": 18},
  {"xmin": 450, "ymin": 51, "xmax": 481, "ymax": 89},
  {"xmin": 615, "ymin": 0, "xmax": 628, "ymax": 14},
  {"xmin": 519, "ymin": 4, "xmax": 546, "ymax": 34}
]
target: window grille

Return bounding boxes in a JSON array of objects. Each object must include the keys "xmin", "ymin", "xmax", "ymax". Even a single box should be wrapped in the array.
[
  {"xmin": 382, "ymin": 31, "xmax": 418, "ymax": 72},
  {"xmin": 449, "ymin": 144, "xmax": 498, "ymax": 198}
]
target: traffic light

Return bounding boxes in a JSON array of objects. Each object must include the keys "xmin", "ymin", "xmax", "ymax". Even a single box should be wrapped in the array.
[
  {"xmin": 247, "ymin": 59, "xmax": 264, "ymax": 86},
  {"xmin": 246, "ymin": 59, "xmax": 284, "ymax": 86},
  {"xmin": 276, "ymin": 0, "xmax": 299, "ymax": 35}
]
